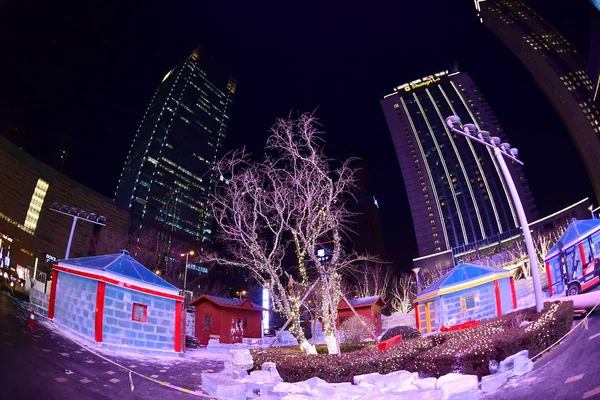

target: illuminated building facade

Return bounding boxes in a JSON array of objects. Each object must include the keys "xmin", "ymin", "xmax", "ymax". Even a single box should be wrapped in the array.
[
  {"xmin": 114, "ymin": 47, "xmax": 236, "ymax": 243},
  {"xmin": 0, "ymin": 136, "xmax": 130, "ymax": 271},
  {"xmin": 474, "ymin": 0, "xmax": 600, "ymax": 201},
  {"xmin": 380, "ymin": 71, "xmax": 537, "ymax": 259}
]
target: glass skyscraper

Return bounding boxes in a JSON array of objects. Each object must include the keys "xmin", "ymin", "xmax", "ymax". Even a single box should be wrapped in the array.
[
  {"xmin": 381, "ymin": 70, "xmax": 537, "ymax": 258},
  {"xmin": 114, "ymin": 47, "xmax": 236, "ymax": 243},
  {"xmin": 475, "ymin": 0, "xmax": 600, "ymax": 201}
]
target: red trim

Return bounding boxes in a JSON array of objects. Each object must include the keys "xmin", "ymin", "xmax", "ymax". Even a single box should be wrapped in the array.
[
  {"xmin": 174, "ymin": 301, "xmax": 182, "ymax": 353},
  {"xmin": 132, "ymin": 303, "xmax": 148, "ymax": 322},
  {"xmin": 53, "ymin": 265, "xmax": 183, "ymax": 301},
  {"xmin": 494, "ymin": 280, "xmax": 502, "ymax": 316},
  {"xmin": 545, "ymin": 262, "xmax": 553, "ymax": 296},
  {"xmin": 414, "ymin": 303, "xmax": 420, "ymax": 330},
  {"xmin": 579, "ymin": 243, "xmax": 587, "ymax": 266},
  {"xmin": 510, "ymin": 277, "xmax": 518, "ymax": 309},
  {"xmin": 48, "ymin": 270, "xmax": 59, "ymax": 319},
  {"xmin": 95, "ymin": 282, "xmax": 106, "ymax": 342},
  {"xmin": 581, "ymin": 276, "xmax": 599, "ymax": 291}
]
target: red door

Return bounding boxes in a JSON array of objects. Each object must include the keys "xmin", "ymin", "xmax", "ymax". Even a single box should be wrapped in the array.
[
  {"xmin": 231, "ymin": 316, "xmax": 243, "ymax": 343},
  {"xmin": 198, "ymin": 313, "xmax": 212, "ymax": 345}
]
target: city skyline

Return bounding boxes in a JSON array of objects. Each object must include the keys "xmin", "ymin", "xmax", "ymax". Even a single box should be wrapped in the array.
[
  {"xmin": 114, "ymin": 47, "xmax": 236, "ymax": 244},
  {"xmin": 381, "ymin": 70, "xmax": 536, "ymax": 259},
  {"xmin": 0, "ymin": 0, "xmax": 594, "ymax": 271}
]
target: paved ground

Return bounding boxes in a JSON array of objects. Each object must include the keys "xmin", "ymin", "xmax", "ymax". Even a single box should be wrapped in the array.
[
  {"xmin": 0, "ymin": 292, "xmax": 224, "ymax": 399},
  {"xmin": 482, "ymin": 307, "xmax": 600, "ymax": 400}
]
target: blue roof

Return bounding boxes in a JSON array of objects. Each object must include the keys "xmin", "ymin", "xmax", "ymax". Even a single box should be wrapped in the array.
[
  {"xmin": 546, "ymin": 219, "xmax": 600, "ymax": 260},
  {"xmin": 416, "ymin": 263, "xmax": 510, "ymax": 300},
  {"xmin": 59, "ymin": 250, "xmax": 179, "ymax": 292}
]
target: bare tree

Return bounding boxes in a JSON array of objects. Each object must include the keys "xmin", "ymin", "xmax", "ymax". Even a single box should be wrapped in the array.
[
  {"xmin": 505, "ymin": 221, "xmax": 569, "ymax": 279},
  {"xmin": 388, "ymin": 273, "xmax": 416, "ymax": 314},
  {"xmin": 345, "ymin": 262, "xmax": 394, "ymax": 299},
  {"xmin": 202, "ymin": 113, "xmax": 379, "ymax": 354},
  {"xmin": 420, "ymin": 263, "xmax": 447, "ymax": 290}
]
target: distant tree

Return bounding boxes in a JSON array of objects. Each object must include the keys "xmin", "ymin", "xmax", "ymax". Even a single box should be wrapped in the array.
[
  {"xmin": 345, "ymin": 261, "xmax": 394, "ymax": 300},
  {"xmin": 388, "ymin": 273, "xmax": 416, "ymax": 314}
]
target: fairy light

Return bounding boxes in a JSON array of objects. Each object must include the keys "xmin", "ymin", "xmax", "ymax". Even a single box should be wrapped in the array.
[{"xmin": 253, "ymin": 302, "xmax": 572, "ymax": 381}]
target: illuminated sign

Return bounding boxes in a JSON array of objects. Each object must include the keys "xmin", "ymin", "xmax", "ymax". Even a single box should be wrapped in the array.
[
  {"xmin": 404, "ymin": 76, "xmax": 441, "ymax": 92},
  {"xmin": 45, "ymin": 253, "xmax": 58, "ymax": 263},
  {"xmin": 187, "ymin": 263, "xmax": 208, "ymax": 273}
]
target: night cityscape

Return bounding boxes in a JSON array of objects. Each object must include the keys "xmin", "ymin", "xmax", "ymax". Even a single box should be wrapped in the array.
[{"xmin": 1, "ymin": 1, "xmax": 600, "ymax": 399}]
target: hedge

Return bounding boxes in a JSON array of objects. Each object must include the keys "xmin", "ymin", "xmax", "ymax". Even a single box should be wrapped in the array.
[{"xmin": 251, "ymin": 301, "xmax": 573, "ymax": 382}]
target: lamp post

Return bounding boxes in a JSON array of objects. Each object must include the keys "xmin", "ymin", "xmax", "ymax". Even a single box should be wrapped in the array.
[
  {"xmin": 49, "ymin": 203, "xmax": 106, "ymax": 259},
  {"xmin": 412, "ymin": 267, "xmax": 422, "ymax": 293},
  {"xmin": 236, "ymin": 290, "xmax": 247, "ymax": 299},
  {"xmin": 180, "ymin": 251, "xmax": 194, "ymax": 294},
  {"xmin": 445, "ymin": 115, "xmax": 544, "ymax": 313}
]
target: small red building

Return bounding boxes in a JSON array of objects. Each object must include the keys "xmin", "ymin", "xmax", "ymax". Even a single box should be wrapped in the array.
[
  {"xmin": 337, "ymin": 295, "xmax": 385, "ymax": 336},
  {"xmin": 190, "ymin": 295, "xmax": 263, "ymax": 345}
]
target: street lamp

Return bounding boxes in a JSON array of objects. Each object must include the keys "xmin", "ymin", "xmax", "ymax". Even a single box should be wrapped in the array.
[
  {"xmin": 236, "ymin": 290, "xmax": 247, "ymax": 299},
  {"xmin": 180, "ymin": 251, "xmax": 194, "ymax": 293},
  {"xmin": 49, "ymin": 202, "xmax": 106, "ymax": 259},
  {"xmin": 445, "ymin": 115, "xmax": 544, "ymax": 313}
]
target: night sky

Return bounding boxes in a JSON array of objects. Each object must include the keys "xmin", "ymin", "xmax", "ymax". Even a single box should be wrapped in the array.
[{"xmin": 0, "ymin": 0, "xmax": 595, "ymax": 272}]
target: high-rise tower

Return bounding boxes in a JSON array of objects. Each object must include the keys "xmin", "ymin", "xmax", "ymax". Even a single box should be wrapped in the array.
[
  {"xmin": 475, "ymin": 0, "xmax": 600, "ymax": 201},
  {"xmin": 381, "ymin": 70, "xmax": 537, "ymax": 259},
  {"xmin": 114, "ymin": 47, "xmax": 236, "ymax": 243}
]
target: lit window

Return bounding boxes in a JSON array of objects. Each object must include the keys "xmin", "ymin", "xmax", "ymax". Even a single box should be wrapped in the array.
[{"xmin": 132, "ymin": 303, "xmax": 148, "ymax": 322}]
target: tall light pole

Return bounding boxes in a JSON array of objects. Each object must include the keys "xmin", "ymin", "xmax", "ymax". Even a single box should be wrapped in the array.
[
  {"xmin": 236, "ymin": 290, "xmax": 247, "ymax": 299},
  {"xmin": 445, "ymin": 115, "xmax": 544, "ymax": 312},
  {"xmin": 49, "ymin": 203, "xmax": 106, "ymax": 259},
  {"xmin": 180, "ymin": 250, "xmax": 194, "ymax": 295}
]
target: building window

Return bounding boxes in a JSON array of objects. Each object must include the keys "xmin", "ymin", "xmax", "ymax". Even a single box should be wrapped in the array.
[
  {"xmin": 460, "ymin": 295, "xmax": 476, "ymax": 311},
  {"xmin": 203, "ymin": 314, "xmax": 212, "ymax": 331},
  {"xmin": 132, "ymin": 303, "xmax": 148, "ymax": 322}
]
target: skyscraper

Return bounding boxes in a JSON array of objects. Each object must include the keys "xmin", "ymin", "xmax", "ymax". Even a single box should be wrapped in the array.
[
  {"xmin": 114, "ymin": 47, "xmax": 236, "ymax": 243},
  {"xmin": 474, "ymin": 0, "xmax": 600, "ymax": 201},
  {"xmin": 380, "ymin": 70, "xmax": 536, "ymax": 260}
]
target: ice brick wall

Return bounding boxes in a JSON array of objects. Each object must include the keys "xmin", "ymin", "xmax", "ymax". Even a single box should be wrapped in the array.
[
  {"xmin": 102, "ymin": 284, "xmax": 177, "ymax": 351},
  {"xmin": 53, "ymin": 272, "xmax": 97, "ymax": 338},
  {"xmin": 441, "ymin": 281, "xmax": 497, "ymax": 327},
  {"xmin": 498, "ymin": 277, "xmax": 516, "ymax": 314}
]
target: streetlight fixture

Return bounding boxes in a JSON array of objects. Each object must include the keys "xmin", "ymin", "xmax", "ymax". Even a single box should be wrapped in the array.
[
  {"xmin": 49, "ymin": 202, "xmax": 107, "ymax": 259},
  {"xmin": 236, "ymin": 290, "xmax": 247, "ymax": 299},
  {"xmin": 445, "ymin": 115, "xmax": 544, "ymax": 313},
  {"xmin": 180, "ymin": 251, "xmax": 194, "ymax": 294}
]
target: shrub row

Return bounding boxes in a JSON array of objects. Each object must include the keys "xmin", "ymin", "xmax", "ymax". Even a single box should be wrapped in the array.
[{"xmin": 251, "ymin": 301, "xmax": 573, "ymax": 383}]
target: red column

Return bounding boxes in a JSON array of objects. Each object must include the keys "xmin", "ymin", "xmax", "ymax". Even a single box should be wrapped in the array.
[
  {"xmin": 414, "ymin": 303, "xmax": 420, "ymax": 331},
  {"xmin": 510, "ymin": 277, "xmax": 518, "ymax": 310},
  {"xmin": 579, "ymin": 243, "xmax": 587, "ymax": 265},
  {"xmin": 174, "ymin": 301, "xmax": 182, "ymax": 353},
  {"xmin": 48, "ymin": 269, "xmax": 59, "ymax": 319},
  {"xmin": 545, "ymin": 262, "xmax": 553, "ymax": 296},
  {"xmin": 494, "ymin": 280, "xmax": 502, "ymax": 317},
  {"xmin": 94, "ymin": 282, "xmax": 106, "ymax": 342}
]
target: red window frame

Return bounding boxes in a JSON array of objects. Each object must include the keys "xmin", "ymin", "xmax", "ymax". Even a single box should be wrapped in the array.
[{"xmin": 132, "ymin": 303, "xmax": 148, "ymax": 322}]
